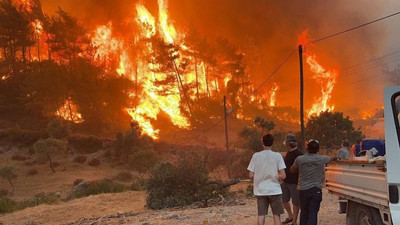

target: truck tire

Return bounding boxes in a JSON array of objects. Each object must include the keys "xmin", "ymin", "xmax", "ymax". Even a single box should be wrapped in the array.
[{"xmin": 354, "ymin": 204, "xmax": 384, "ymax": 225}]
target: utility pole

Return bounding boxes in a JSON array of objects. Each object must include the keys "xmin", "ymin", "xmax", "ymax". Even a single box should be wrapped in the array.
[
  {"xmin": 224, "ymin": 96, "xmax": 231, "ymax": 179},
  {"xmin": 298, "ymin": 45, "xmax": 306, "ymax": 152}
]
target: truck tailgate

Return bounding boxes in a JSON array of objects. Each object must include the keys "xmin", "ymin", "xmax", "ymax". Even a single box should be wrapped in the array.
[{"xmin": 325, "ymin": 160, "xmax": 389, "ymax": 209}]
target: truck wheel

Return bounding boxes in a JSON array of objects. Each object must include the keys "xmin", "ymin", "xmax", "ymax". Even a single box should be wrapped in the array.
[{"xmin": 354, "ymin": 205, "xmax": 384, "ymax": 225}]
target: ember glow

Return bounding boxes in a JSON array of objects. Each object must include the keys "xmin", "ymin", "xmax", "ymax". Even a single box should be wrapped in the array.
[{"xmin": 298, "ymin": 30, "xmax": 338, "ymax": 117}]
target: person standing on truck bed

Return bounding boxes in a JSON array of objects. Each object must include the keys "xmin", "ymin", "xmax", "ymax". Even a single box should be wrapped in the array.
[
  {"xmin": 247, "ymin": 133, "xmax": 287, "ymax": 225},
  {"xmin": 337, "ymin": 140, "xmax": 350, "ymax": 160},
  {"xmin": 281, "ymin": 134, "xmax": 302, "ymax": 225},
  {"xmin": 336, "ymin": 140, "xmax": 350, "ymax": 214},
  {"xmin": 290, "ymin": 139, "xmax": 337, "ymax": 225}
]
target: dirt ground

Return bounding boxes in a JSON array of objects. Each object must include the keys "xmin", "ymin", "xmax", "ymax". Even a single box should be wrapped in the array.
[
  {"xmin": 0, "ymin": 147, "xmax": 346, "ymax": 225},
  {"xmin": 0, "ymin": 188, "xmax": 346, "ymax": 225}
]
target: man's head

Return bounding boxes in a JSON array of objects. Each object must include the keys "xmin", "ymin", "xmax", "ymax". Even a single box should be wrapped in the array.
[
  {"xmin": 342, "ymin": 140, "xmax": 350, "ymax": 148},
  {"xmin": 307, "ymin": 139, "xmax": 320, "ymax": 153},
  {"xmin": 262, "ymin": 134, "xmax": 274, "ymax": 147},
  {"xmin": 284, "ymin": 133, "xmax": 297, "ymax": 148}
]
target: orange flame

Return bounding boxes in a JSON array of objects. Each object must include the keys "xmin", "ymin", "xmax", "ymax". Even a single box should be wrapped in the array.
[
  {"xmin": 298, "ymin": 30, "xmax": 337, "ymax": 117},
  {"xmin": 269, "ymin": 83, "xmax": 279, "ymax": 107},
  {"xmin": 56, "ymin": 100, "xmax": 84, "ymax": 123},
  {"xmin": 32, "ymin": 19, "xmax": 43, "ymax": 36},
  {"xmin": 136, "ymin": 4, "xmax": 156, "ymax": 38}
]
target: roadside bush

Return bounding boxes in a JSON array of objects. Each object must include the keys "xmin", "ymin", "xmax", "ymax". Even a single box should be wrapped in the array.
[
  {"xmin": 0, "ymin": 197, "xmax": 16, "ymax": 213},
  {"xmin": 88, "ymin": 158, "xmax": 100, "ymax": 167},
  {"xmin": 146, "ymin": 159, "xmax": 227, "ymax": 210},
  {"xmin": 16, "ymin": 193, "xmax": 59, "ymax": 210},
  {"xmin": 26, "ymin": 169, "xmax": 38, "ymax": 176},
  {"xmin": 11, "ymin": 154, "xmax": 29, "ymax": 161},
  {"xmin": 72, "ymin": 179, "xmax": 127, "ymax": 198},
  {"xmin": 0, "ymin": 128, "xmax": 48, "ymax": 146},
  {"xmin": 74, "ymin": 155, "xmax": 87, "ymax": 164},
  {"xmin": 68, "ymin": 135, "xmax": 103, "ymax": 154}
]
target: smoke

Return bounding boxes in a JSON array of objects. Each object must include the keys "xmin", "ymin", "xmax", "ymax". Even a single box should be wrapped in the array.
[{"xmin": 40, "ymin": 0, "xmax": 400, "ymax": 118}]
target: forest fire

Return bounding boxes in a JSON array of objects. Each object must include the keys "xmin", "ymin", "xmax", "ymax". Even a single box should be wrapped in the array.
[
  {"xmin": 298, "ymin": 30, "xmax": 338, "ymax": 117},
  {"xmin": 1, "ymin": 0, "xmax": 394, "ymax": 141}
]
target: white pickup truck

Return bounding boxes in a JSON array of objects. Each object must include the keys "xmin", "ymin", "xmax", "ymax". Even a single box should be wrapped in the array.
[{"xmin": 325, "ymin": 86, "xmax": 400, "ymax": 225}]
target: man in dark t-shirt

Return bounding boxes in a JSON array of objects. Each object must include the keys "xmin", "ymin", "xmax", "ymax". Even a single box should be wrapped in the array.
[{"xmin": 281, "ymin": 134, "xmax": 302, "ymax": 225}]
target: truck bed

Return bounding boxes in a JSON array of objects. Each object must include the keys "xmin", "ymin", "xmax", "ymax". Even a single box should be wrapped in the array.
[{"xmin": 325, "ymin": 160, "xmax": 389, "ymax": 210}]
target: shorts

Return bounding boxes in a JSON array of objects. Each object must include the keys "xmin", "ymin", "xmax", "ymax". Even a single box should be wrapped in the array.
[
  {"xmin": 256, "ymin": 194, "xmax": 284, "ymax": 216},
  {"xmin": 281, "ymin": 183, "xmax": 300, "ymax": 205}
]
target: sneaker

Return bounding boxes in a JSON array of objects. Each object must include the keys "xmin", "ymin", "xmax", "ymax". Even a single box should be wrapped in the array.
[{"xmin": 282, "ymin": 218, "xmax": 293, "ymax": 224}]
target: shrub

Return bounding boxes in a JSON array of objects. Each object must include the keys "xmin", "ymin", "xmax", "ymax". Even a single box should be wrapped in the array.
[
  {"xmin": 11, "ymin": 154, "xmax": 29, "ymax": 161},
  {"xmin": 74, "ymin": 155, "xmax": 87, "ymax": 164},
  {"xmin": 47, "ymin": 118, "xmax": 69, "ymax": 139},
  {"xmin": 33, "ymin": 138, "xmax": 68, "ymax": 173},
  {"xmin": 73, "ymin": 179, "xmax": 127, "ymax": 198},
  {"xmin": 0, "ymin": 197, "xmax": 16, "ymax": 213},
  {"xmin": 26, "ymin": 169, "xmax": 38, "ymax": 176},
  {"xmin": 112, "ymin": 171, "xmax": 133, "ymax": 182},
  {"xmin": 0, "ymin": 167, "xmax": 17, "ymax": 192},
  {"xmin": 146, "ymin": 159, "xmax": 226, "ymax": 210},
  {"xmin": 68, "ymin": 135, "xmax": 103, "ymax": 154},
  {"xmin": 88, "ymin": 158, "xmax": 100, "ymax": 167},
  {"xmin": 16, "ymin": 193, "xmax": 59, "ymax": 210},
  {"xmin": 128, "ymin": 150, "xmax": 160, "ymax": 178}
]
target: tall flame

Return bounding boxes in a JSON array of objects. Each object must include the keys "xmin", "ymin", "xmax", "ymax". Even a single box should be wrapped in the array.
[
  {"xmin": 269, "ymin": 83, "xmax": 279, "ymax": 107},
  {"xmin": 158, "ymin": 0, "xmax": 176, "ymax": 44},
  {"xmin": 298, "ymin": 30, "xmax": 338, "ymax": 117}
]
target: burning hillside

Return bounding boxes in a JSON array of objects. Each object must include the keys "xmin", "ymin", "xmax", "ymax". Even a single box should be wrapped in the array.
[{"xmin": 1, "ymin": 0, "xmax": 399, "ymax": 139}]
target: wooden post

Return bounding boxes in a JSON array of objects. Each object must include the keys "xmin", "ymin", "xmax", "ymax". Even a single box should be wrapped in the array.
[
  {"xmin": 299, "ymin": 45, "xmax": 306, "ymax": 152},
  {"xmin": 224, "ymin": 96, "xmax": 231, "ymax": 179}
]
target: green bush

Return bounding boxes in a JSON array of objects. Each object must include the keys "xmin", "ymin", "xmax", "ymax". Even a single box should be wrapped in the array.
[
  {"xmin": 68, "ymin": 135, "xmax": 103, "ymax": 154},
  {"xmin": 0, "ymin": 197, "xmax": 16, "ymax": 214},
  {"xmin": 16, "ymin": 193, "xmax": 59, "ymax": 210},
  {"xmin": 73, "ymin": 179, "xmax": 127, "ymax": 198},
  {"xmin": 146, "ymin": 160, "xmax": 226, "ymax": 210}
]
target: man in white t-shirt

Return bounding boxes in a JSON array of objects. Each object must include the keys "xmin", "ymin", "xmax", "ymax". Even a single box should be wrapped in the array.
[{"xmin": 248, "ymin": 134, "xmax": 286, "ymax": 225}]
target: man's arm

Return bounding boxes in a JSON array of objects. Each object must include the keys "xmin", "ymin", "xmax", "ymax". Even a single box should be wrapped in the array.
[
  {"xmin": 249, "ymin": 171, "xmax": 254, "ymax": 180},
  {"xmin": 290, "ymin": 164, "xmax": 298, "ymax": 173},
  {"xmin": 278, "ymin": 169, "xmax": 286, "ymax": 182}
]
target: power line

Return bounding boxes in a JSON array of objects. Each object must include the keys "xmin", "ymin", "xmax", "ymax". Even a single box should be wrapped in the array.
[
  {"xmin": 178, "ymin": 11, "xmax": 400, "ymax": 145},
  {"xmin": 308, "ymin": 11, "xmax": 400, "ymax": 45}
]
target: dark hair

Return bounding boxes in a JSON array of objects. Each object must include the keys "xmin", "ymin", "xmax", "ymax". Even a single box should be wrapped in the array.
[
  {"xmin": 307, "ymin": 139, "xmax": 320, "ymax": 153},
  {"xmin": 262, "ymin": 134, "xmax": 274, "ymax": 147},
  {"xmin": 342, "ymin": 140, "xmax": 350, "ymax": 147}
]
